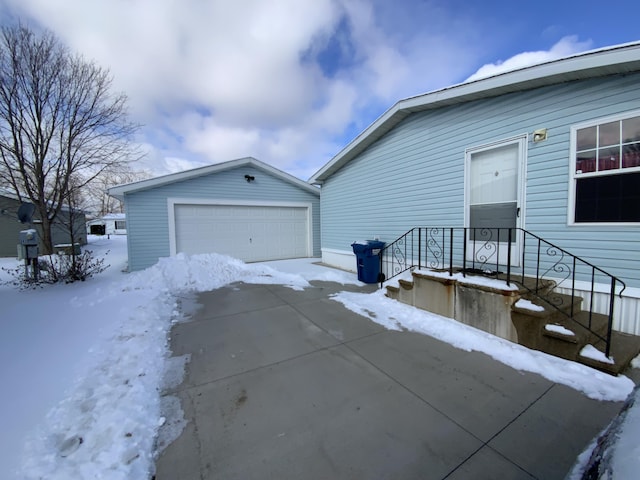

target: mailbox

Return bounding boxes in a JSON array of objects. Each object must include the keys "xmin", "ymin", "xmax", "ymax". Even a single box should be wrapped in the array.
[
  {"xmin": 19, "ymin": 229, "xmax": 38, "ymax": 245},
  {"xmin": 18, "ymin": 229, "xmax": 39, "ymax": 259}
]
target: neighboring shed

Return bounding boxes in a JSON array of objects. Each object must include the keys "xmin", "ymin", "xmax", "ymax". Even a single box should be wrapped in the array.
[
  {"xmin": 109, "ymin": 157, "xmax": 321, "ymax": 271},
  {"xmin": 310, "ymin": 42, "xmax": 640, "ymax": 334},
  {"xmin": 0, "ymin": 190, "xmax": 87, "ymax": 257},
  {"xmin": 87, "ymin": 213, "xmax": 127, "ymax": 235}
]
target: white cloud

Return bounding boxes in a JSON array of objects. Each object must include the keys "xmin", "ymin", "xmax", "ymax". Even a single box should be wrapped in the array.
[
  {"xmin": 3, "ymin": 0, "xmax": 558, "ymax": 181},
  {"xmin": 465, "ymin": 35, "xmax": 593, "ymax": 82}
]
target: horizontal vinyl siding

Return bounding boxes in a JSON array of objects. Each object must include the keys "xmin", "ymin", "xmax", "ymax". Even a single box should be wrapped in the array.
[
  {"xmin": 322, "ymin": 72, "xmax": 640, "ymax": 288},
  {"xmin": 524, "ymin": 74, "xmax": 640, "ymax": 289},
  {"xmin": 126, "ymin": 165, "xmax": 320, "ymax": 271}
]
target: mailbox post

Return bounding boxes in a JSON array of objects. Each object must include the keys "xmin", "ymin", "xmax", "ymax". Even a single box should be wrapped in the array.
[{"xmin": 19, "ymin": 229, "xmax": 39, "ymax": 281}]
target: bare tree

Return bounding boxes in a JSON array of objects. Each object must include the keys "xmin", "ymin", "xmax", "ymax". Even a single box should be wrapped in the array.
[
  {"xmin": 83, "ymin": 164, "xmax": 152, "ymax": 216},
  {"xmin": 0, "ymin": 24, "xmax": 139, "ymax": 253}
]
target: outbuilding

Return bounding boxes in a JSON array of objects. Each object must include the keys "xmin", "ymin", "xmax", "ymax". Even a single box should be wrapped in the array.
[
  {"xmin": 109, "ymin": 157, "xmax": 320, "ymax": 271},
  {"xmin": 87, "ymin": 213, "xmax": 127, "ymax": 236},
  {"xmin": 0, "ymin": 189, "xmax": 87, "ymax": 257}
]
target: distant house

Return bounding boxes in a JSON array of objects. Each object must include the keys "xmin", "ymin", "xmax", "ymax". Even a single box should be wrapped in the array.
[
  {"xmin": 0, "ymin": 190, "xmax": 87, "ymax": 257},
  {"xmin": 109, "ymin": 157, "xmax": 320, "ymax": 271},
  {"xmin": 310, "ymin": 42, "xmax": 640, "ymax": 334},
  {"xmin": 87, "ymin": 213, "xmax": 126, "ymax": 236}
]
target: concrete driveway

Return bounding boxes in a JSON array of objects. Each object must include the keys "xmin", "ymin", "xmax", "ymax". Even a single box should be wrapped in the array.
[{"xmin": 156, "ymin": 281, "xmax": 623, "ymax": 479}]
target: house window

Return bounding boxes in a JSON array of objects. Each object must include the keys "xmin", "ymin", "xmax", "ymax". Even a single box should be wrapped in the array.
[
  {"xmin": 115, "ymin": 220, "xmax": 126, "ymax": 230},
  {"xmin": 572, "ymin": 113, "xmax": 640, "ymax": 223}
]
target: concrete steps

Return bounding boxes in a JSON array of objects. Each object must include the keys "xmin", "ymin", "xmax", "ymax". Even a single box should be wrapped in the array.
[{"xmin": 386, "ymin": 270, "xmax": 640, "ymax": 376}]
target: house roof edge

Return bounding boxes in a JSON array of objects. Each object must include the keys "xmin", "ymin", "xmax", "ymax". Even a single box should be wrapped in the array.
[
  {"xmin": 109, "ymin": 157, "xmax": 319, "ymax": 200},
  {"xmin": 309, "ymin": 41, "xmax": 640, "ymax": 184}
]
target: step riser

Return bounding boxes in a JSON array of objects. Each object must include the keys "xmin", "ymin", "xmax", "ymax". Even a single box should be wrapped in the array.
[{"xmin": 386, "ymin": 271, "xmax": 640, "ymax": 375}]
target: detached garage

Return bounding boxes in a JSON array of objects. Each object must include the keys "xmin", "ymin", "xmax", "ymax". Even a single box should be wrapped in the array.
[{"xmin": 109, "ymin": 157, "xmax": 320, "ymax": 271}]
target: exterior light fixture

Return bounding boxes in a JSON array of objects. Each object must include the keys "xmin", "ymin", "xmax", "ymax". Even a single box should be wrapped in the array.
[
  {"xmin": 244, "ymin": 175, "xmax": 255, "ymax": 182},
  {"xmin": 533, "ymin": 128, "xmax": 548, "ymax": 142}
]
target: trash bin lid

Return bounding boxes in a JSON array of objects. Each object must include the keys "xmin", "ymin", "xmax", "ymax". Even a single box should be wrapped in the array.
[
  {"xmin": 351, "ymin": 240, "xmax": 370, "ymax": 253},
  {"xmin": 366, "ymin": 240, "xmax": 385, "ymax": 248}
]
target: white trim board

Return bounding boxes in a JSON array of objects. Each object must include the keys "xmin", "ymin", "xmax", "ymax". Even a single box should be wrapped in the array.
[
  {"xmin": 321, "ymin": 248, "xmax": 357, "ymax": 273},
  {"xmin": 110, "ymin": 157, "xmax": 320, "ymax": 199}
]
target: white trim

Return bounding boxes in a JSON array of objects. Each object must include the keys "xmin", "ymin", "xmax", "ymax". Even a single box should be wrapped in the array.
[
  {"xmin": 321, "ymin": 248, "xmax": 357, "ymax": 272},
  {"xmin": 167, "ymin": 198, "xmax": 314, "ymax": 258},
  {"xmin": 552, "ymin": 277, "xmax": 639, "ymax": 298},
  {"xmin": 464, "ymin": 134, "xmax": 528, "ymax": 265},
  {"xmin": 553, "ymin": 278, "xmax": 640, "ymax": 335},
  {"xmin": 110, "ymin": 157, "xmax": 320, "ymax": 199},
  {"xmin": 571, "ymin": 108, "xmax": 640, "ymax": 132},
  {"xmin": 568, "ymin": 108, "xmax": 640, "ymax": 225}
]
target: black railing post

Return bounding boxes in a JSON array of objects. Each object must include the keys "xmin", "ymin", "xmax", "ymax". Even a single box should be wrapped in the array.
[
  {"xmin": 495, "ymin": 228, "xmax": 500, "ymax": 275},
  {"xmin": 449, "ymin": 228, "xmax": 453, "ymax": 276},
  {"xmin": 589, "ymin": 269, "xmax": 596, "ymax": 329},
  {"xmin": 418, "ymin": 228, "xmax": 422, "ymax": 269},
  {"xmin": 404, "ymin": 232, "xmax": 408, "ymax": 272},
  {"xmin": 463, "ymin": 227, "xmax": 467, "ymax": 276},
  {"xmin": 571, "ymin": 257, "xmax": 576, "ymax": 318},
  {"xmin": 535, "ymin": 239, "xmax": 541, "ymax": 293},
  {"xmin": 411, "ymin": 229, "xmax": 415, "ymax": 270},
  {"xmin": 425, "ymin": 228, "xmax": 429, "ymax": 269},
  {"xmin": 472, "ymin": 228, "xmax": 476, "ymax": 271},
  {"xmin": 606, "ymin": 279, "xmax": 616, "ymax": 358},
  {"xmin": 521, "ymin": 229, "xmax": 526, "ymax": 285},
  {"xmin": 440, "ymin": 227, "xmax": 447, "ymax": 270},
  {"xmin": 506, "ymin": 228, "xmax": 512, "ymax": 286}
]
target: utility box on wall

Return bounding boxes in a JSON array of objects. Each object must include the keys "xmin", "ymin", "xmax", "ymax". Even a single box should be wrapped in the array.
[{"xmin": 17, "ymin": 229, "xmax": 39, "ymax": 260}]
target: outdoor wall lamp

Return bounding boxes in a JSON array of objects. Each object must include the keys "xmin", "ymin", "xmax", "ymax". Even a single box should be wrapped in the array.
[
  {"xmin": 533, "ymin": 128, "xmax": 548, "ymax": 142},
  {"xmin": 244, "ymin": 175, "xmax": 255, "ymax": 182}
]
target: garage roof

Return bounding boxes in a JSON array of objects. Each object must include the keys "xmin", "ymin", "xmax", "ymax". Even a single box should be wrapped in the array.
[
  {"xmin": 109, "ymin": 157, "xmax": 320, "ymax": 200},
  {"xmin": 309, "ymin": 41, "xmax": 640, "ymax": 184}
]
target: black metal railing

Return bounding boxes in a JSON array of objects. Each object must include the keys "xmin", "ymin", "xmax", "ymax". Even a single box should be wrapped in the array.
[{"xmin": 379, "ymin": 227, "xmax": 626, "ymax": 356}]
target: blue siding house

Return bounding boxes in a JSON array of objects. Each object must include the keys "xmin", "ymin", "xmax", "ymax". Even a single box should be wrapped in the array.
[
  {"xmin": 110, "ymin": 157, "xmax": 320, "ymax": 271},
  {"xmin": 310, "ymin": 42, "xmax": 640, "ymax": 335}
]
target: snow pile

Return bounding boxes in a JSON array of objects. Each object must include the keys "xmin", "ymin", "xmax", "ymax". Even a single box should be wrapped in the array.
[
  {"xmin": 414, "ymin": 268, "xmax": 519, "ymax": 290},
  {"xmin": 612, "ymin": 387, "xmax": 640, "ymax": 477},
  {"xmin": 580, "ymin": 344, "xmax": 615, "ymax": 365},
  {"xmin": 13, "ymin": 249, "xmax": 360, "ymax": 480},
  {"xmin": 124, "ymin": 252, "xmax": 307, "ymax": 293},
  {"xmin": 21, "ymin": 288, "xmax": 175, "ymax": 479},
  {"xmin": 515, "ymin": 298, "xmax": 545, "ymax": 312},
  {"xmin": 332, "ymin": 289, "xmax": 634, "ymax": 402},
  {"xmin": 545, "ymin": 324, "xmax": 575, "ymax": 336}
]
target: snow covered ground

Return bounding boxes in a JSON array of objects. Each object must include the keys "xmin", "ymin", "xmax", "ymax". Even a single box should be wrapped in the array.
[{"xmin": 0, "ymin": 236, "xmax": 638, "ymax": 479}]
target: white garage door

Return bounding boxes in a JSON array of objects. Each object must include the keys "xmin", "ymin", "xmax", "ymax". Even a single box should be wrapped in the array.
[{"xmin": 174, "ymin": 204, "xmax": 309, "ymax": 262}]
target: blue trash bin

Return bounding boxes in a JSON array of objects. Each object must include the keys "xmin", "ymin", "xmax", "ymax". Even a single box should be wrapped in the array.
[{"xmin": 351, "ymin": 240, "xmax": 385, "ymax": 283}]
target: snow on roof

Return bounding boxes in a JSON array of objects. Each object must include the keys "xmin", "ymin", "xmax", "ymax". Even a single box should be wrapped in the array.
[{"xmin": 310, "ymin": 41, "xmax": 640, "ymax": 184}]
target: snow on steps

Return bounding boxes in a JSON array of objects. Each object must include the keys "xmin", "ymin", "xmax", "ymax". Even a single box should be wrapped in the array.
[{"xmin": 386, "ymin": 269, "xmax": 640, "ymax": 376}]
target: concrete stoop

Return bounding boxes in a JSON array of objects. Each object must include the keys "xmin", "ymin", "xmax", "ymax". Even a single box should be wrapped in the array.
[{"xmin": 386, "ymin": 269, "xmax": 640, "ymax": 375}]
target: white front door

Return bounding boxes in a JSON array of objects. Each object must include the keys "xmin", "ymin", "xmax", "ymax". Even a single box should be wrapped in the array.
[{"xmin": 465, "ymin": 137, "xmax": 526, "ymax": 267}]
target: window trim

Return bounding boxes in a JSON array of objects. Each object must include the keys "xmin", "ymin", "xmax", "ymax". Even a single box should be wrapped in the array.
[{"xmin": 568, "ymin": 109, "xmax": 640, "ymax": 226}]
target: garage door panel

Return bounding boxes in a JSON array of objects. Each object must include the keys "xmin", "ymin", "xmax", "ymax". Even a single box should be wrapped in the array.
[{"xmin": 174, "ymin": 204, "xmax": 309, "ymax": 262}]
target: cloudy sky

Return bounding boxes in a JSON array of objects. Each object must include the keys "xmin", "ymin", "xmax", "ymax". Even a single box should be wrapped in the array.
[{"xmin": 2, "ymin": 0, "xmax": 639, "ymax": 181}]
